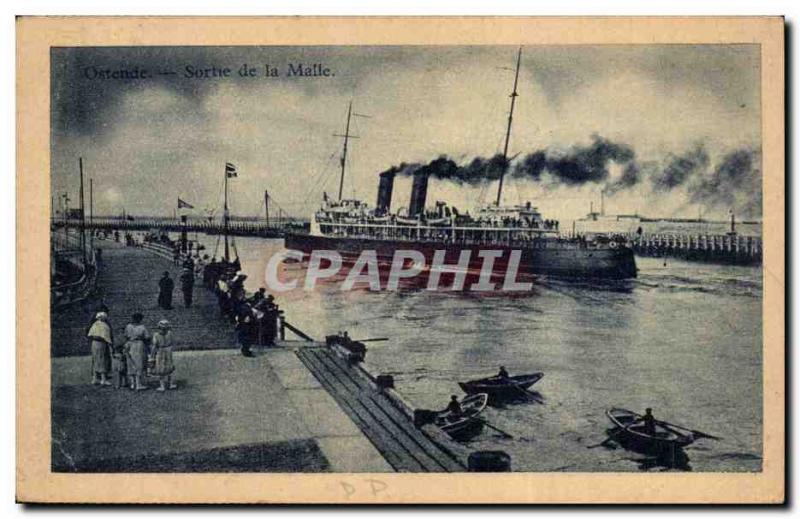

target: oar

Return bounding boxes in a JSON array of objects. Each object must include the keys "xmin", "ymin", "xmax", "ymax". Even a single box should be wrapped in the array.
[
  {"xmin": 655, "ymin": 420, "xmax": 723, "ymax": 441},
  {"xmin": 510, "ymin": 383, "xmax": 544, "ymax": 404},
  {"xmin": 587, "ymin": 427, "xmax": 625, "ymax": 449},
  {"xmin": 478, "ymin": 419, "xmax": 514, "ymax": 439}
]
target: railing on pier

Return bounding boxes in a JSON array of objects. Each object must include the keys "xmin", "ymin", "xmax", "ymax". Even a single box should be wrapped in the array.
[
  {"xmin": 627, "ymin": 232, "xmax": 762, "ymax": 265},
  {"xmin": 55, "ymin": 217, "xmax": 303, "ymax": 238},
  {"xmin": 51, "ymin": 229, "xmax": 98, "ymax": 308}
]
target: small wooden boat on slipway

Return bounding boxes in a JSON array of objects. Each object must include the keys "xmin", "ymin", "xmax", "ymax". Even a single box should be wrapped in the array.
[
  {"xmin": 606, "ymin": 408, "xmax": 695, "ymax": 452},
  {"xmin": 435, "ymin": 393, "xmax": 489, "ymax": 440},
  {"xmin": 459, "ymin": 373, "xmax": 544, "ymax": 401}
]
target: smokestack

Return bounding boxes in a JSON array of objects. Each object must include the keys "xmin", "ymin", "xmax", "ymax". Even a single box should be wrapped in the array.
[
  {"xmin": 376, "ymin": 171, "xmax": 395, "ymax": 212},
  {"xmin": 409, "ymin": 171, "xmax": 429, "ymax": 216}
]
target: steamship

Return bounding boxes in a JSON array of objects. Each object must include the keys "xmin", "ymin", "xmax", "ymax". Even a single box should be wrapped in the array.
[{"xmin": 284, "ymin": 49, "xmax": 637, "ymax": 280}]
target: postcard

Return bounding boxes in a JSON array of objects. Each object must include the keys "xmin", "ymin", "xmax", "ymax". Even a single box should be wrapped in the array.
[{"xmin": 17, "ymin": 16, "xmax": 784, "ymax": 504}]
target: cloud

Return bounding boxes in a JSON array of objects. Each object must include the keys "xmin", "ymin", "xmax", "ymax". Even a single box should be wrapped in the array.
[{"xmin": 51, "ymin": 45, "xmax": 761, "ymax": 221}]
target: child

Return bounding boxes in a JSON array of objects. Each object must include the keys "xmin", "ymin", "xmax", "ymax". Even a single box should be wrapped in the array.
[
  {"xmin": 151, "ymin": 319, "xmax": 177, "ymax": 391},
  {"xmin": 111, "ymin": 341, "xmax": 127, "ymax": 389}
]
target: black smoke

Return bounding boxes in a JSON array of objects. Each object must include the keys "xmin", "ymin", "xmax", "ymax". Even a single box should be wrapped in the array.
[
  {"xmin": 651, "ymin": 145, "xmax": 709, "ymax": 191},
  {"xmin": 379, "ymin": 136, "xmax": 762, "ymax": 217},
  {"xmin": 379, "ymin": 162, "xmax": 420, "ymax": 178},
  {"xmin": 514, "ymin": 135, "xmax": 636, "ymax": 186},
  {"xmin": 605, "ymin": 162, "xmax": 645, "ymax": 195},
  {"xmin": 384, "ymin": 154, "xmax": 510, "ymax": 185},
  {"xmin": 389, "ymin": 135, "xmax": 639, "ymax": 189},
  {"xmin": 690, "ymin": 148, "xmax": 762, "ymax": 217}
]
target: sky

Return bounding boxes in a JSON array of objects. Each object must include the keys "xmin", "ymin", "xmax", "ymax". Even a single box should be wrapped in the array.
[{"xmin": 51, "ymin": 45, "xmax": 761, "ymax": 221}]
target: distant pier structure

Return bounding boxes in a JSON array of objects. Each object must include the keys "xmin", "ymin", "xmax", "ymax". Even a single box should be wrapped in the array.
[
  {"xmin": 576, "ymin": 208, "xmax": 763, "ymax": 266},
  {"xmin": 628, "ymin": 232, "xmax": 762, "ymax": 265},
  {"xmin": 55, "ymin": 215, "xmax": 303, "ymax": 238}
]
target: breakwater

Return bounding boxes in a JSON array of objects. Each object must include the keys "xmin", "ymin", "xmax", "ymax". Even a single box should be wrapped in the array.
[{"xmin": 629, "ymin": 232, "xmax": 762, "ymax": 265}]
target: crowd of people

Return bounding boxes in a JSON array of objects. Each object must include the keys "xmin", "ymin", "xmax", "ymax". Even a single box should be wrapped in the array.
[
  {"xmin": 204, "ymin": 265, "xmax": 280, "ymax": 357},
  {"xmin": 87, "ymin": 231, "xmax": 283, "ymax": 392}
]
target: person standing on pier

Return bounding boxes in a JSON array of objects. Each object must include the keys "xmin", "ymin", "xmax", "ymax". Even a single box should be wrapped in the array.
[
  {"xmin": 236, "ymin": 307, "xmax": 255, "ymax": 357},
  {"xmin": 179, "ymin": 267, "xmax": 194, "ymax": 308},
  {"xmin": 158, "ymin": 271, "xmax": 174, "ymax": 310},
  {"xmin": 87, "ymin": 312, "xmax": 113, "ymax": 386},
  {"xmin": 123, "ymin": 312, "xmax": 151, "ymax": 391},
  {"xmin": 151, "ymin": 320, "xmax": 177, "ymax": 391}
]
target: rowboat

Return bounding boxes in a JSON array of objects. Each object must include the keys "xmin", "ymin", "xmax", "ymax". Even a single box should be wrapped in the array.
[
  {"xmin": 435, "ymin": 393, "xmax": 489, "ymax": 440},
  {"xmin": 606, "ymin": 408, "xmax": 695, "ymax": 451},
  {"xmin": 459, "ymin": 372, "xmax": 544, "ymax": 401}
]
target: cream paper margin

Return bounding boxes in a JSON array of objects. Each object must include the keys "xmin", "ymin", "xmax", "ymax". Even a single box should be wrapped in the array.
[{"xmin": 16, "ymin": 16, "xmax": 785, "ymax": 504}]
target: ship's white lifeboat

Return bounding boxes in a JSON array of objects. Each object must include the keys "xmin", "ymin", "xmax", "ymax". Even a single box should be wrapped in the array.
[
  {"xmin": 396, "ymin": 216, "xmax": 421, "ymax": 226},
  {"xmin": 425, "ymin": 217, "xmax": 451, "ymax": 226}
]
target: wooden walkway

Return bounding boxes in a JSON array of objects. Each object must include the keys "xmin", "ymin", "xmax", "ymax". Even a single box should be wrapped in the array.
[
  {"xmin": 296, "ymin": 346, "xmax": 465, "ymax": 472},
  {"xmin": 51, "ymin": 239, "xmax": 237, "ymax": 357}
]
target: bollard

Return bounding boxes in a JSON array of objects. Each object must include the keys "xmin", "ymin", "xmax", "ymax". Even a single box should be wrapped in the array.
[
  {"xmin": 468, "ymin": 450, "xmax": 512, "ymax": 472},
  {"xmin": 375, "ymin": 374, "xmax": 394, "ymax": 390}
]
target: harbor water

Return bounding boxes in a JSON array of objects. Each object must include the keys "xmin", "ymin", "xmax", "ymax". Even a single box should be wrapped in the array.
[{"xmin": 194, "ymin": 234, "xmax": 762, "ymax": 472}]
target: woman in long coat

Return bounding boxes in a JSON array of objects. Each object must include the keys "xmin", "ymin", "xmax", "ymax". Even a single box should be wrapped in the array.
[
  {"xmin": 87, "ymin": 312, "xmax": 113, "ymax": 386},
  {"xmin": 151, "ymin": 319, "xmax": 177, "ymax": 391},
  {"xmin": 124, "ymin": 312, "xmax": 151, "ymax": 390}
]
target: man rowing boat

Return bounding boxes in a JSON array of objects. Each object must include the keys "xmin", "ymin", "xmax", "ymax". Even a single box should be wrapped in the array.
[
  {"xmin": 445, "ymin": 395, "xmax": 463, "ymax": 417},
  {"xmin": 641, "ymin": 408, "xmax": 656, "ymax": 436}
]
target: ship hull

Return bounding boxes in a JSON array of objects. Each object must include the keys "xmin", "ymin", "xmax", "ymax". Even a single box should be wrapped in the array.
[{"xmin": 283, "ymin": 233, "xmax": 637, "ymax": 280}]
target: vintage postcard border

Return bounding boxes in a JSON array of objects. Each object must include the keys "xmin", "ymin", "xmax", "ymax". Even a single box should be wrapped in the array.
[{"xmin": 17, "ymin": 16, "xmax": 784, "ymax": 504}]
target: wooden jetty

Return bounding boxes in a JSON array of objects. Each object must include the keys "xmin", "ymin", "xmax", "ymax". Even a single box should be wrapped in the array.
[{"xmin": 296, "ymin": 346, "xmax": 466, "ymax": 472}]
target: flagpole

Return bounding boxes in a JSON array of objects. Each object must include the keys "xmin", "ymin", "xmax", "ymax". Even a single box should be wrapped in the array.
[
  {"xmin": 79, "ymin": 158, "xmax": 86, "ymax": 269},
  {"xmin": 89, "ymin": 178, "xmax": 93, "ymax": 256},
  {"xmin": 224, "ymin": 163, "xmax": 230, "ymax": 262},
  {"xmin": 264, "ymin": 190, "xmax": 270, "ymax": 227}
]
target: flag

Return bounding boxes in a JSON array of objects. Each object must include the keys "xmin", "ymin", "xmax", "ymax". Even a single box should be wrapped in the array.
[
  {"xmin": 177, "ymin": 198, "xmax": 194, "ymax": 209},
  {"xmin": 225, "ymin": 162, "xmax": 238, "ymax": 178}
]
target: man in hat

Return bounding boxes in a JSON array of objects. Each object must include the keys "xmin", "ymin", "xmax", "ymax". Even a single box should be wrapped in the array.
[
  {"xmin": 179, "ymin": 267, "xmax": 194, "ymax": 308},
  {"xmin": 258, "ymin": 294, "xmax": 278, "ymax": 346},
  {"xmin": 236, "ymin": 307, "xmax": 255, "ymax": 357},
  {"xmin": 445, "ymin": 395, "xmax": 463, "ymax": 417},
  {"xmin": 248, "ymin": 287, "xmax": 267, "ymax": 305},
  {"xmin": 641, "ymin": 408, "xmax": 657, "ymax": 436},
  {"xmin": 158, "ymin": 271, "xmax": 174, "ymax": 310}
]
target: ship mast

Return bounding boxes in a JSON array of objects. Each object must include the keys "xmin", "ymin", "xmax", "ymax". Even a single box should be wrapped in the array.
[
  {"xmin": 337, "ymin": 101, "xmax": 353, "ymax": 201},
  {"xmin": 495, "ymin": 47, "xmax": 522, "ymax": 206},
  {"xmin": 223, "ymin": 164, "xmax": 230, "ymax": 261}
]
